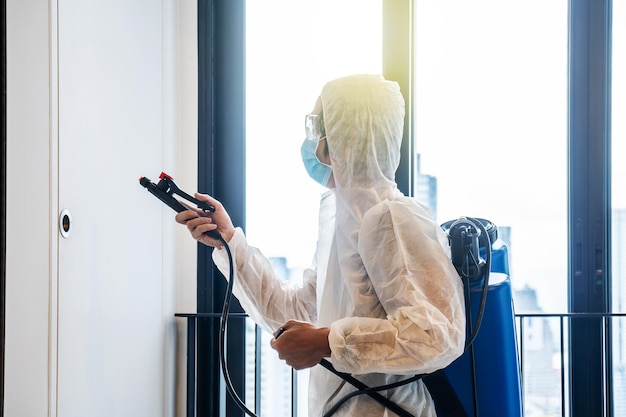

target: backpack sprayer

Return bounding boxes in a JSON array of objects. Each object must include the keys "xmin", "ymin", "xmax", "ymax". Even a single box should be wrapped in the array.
[{"xmin": 139, "ymin": 173, "xmax": 501, "ymax": 417}]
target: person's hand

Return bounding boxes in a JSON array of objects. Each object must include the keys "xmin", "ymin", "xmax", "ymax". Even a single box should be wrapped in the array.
[
  {"xmin": 175, "ymin": 193, "xmax": 236, "ymax": 248},
  {"xmin": 270, "ymin": 320, "xmax": 331, "ymax": 370}
]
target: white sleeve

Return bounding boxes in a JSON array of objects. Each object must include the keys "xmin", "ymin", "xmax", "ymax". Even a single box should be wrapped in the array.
[
  {"xmin": 328, "ymin": 200, "xmax": 466, "ymax": 375},
  {"xmin": 212, "ymin": 227, "xmax": 318, "ymax": 334}
]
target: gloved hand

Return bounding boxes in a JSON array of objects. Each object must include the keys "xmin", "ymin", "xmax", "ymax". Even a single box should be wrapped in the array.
[
  {"xmin": 270, "ymin": 320, "xmax": 331, "ymax": 370},
  {"xmin": 175, "ymin": 193, "xmax": 236, "ymax": 248}
]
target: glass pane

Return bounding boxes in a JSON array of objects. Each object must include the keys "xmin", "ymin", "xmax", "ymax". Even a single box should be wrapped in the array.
[
  {"xmin": 414, "ymin": 1, "xmax": 568, "ymax": 416},
  {"xmin": 612, "ymin": 2, "xmax": 626, "ymax": 416},
  {"xmin": 245, "ymin": 1, "xmax": 382, "ymax": 416}
]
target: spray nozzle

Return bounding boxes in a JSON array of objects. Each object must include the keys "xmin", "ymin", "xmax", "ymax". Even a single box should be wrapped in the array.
[
  {"xmin": 139, "ymin": 172, "xmax": 220, "ymax": 239},
  {"xmin": 139, "ymin": 172, "xmax": 215, "ymax": 213}
]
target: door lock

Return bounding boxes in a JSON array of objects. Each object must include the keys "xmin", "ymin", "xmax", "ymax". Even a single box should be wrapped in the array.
[{"xmin": 59, "ymin": 209, "xmax": 72, "ymax": 238}]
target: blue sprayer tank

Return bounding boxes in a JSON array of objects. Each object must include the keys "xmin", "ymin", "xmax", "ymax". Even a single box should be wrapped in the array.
[{"xmin": 440, "ymin": 219, "xmax": 523, "ymax": 417}]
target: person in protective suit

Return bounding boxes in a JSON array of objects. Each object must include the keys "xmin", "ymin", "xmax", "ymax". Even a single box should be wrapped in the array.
[{"xmin": 176, "ymin": 74, "xmax": 466, "ymax": 417}]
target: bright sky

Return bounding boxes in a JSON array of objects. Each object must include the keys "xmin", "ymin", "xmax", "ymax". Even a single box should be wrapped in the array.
[
  {"xmin": 414, "ymin": 0, "xmax": 570, "ymax": 312},
  {"xmin": 245, "ymin": 0, "xmax": 383, "ymax": 268}
]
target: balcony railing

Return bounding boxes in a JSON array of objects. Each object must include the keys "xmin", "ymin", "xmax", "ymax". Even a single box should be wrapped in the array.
[
  {"xmin": 516, "ymin": 312, "xmax": 626, "ymax": 417},
  {"xmin": 177, "ymin": 312, "xmax": 626, "ymax": 417}
]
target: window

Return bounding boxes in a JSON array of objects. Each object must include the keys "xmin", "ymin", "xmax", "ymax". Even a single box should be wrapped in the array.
[{"xmin": 200, "ymin": 1, "xmax": 622, "ymax": 415}]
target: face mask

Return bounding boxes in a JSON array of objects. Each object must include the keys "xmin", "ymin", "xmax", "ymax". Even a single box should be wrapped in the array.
[{"xmin": 301, "ymin": 138, "xmax": 332, "ymax": 187}]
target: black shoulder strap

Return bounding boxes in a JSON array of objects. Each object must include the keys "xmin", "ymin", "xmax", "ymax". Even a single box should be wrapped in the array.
[{"xmin": 423, "ymin": 370, "xmax": 468, "ymax": 417}]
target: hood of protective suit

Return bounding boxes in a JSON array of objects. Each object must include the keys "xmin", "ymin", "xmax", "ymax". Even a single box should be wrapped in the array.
[
  {"xmin": 321, "ymin": 74, "xmax": 404, "ymax": 191},
  {"xmin": 318, "ymin": 74, "xmax": 409, "ymax": 321}
]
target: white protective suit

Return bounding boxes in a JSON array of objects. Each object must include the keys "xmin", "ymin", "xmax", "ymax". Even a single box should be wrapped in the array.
[{"xmin": 213, "ymin": 74, "xmax": 466, "ymax": 417}]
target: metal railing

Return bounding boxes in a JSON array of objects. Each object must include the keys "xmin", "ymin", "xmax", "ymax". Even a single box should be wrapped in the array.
[
  {"xmin": 516, "ymin": 312, "xmax": 626, "ymax": 417},
  {"xmin": 177, "ymin": 312, "xmax": 626, "ymax": 417},
  {"xmin": 175, "ymin": 312, "xmax": 297, "ymax": 417}
]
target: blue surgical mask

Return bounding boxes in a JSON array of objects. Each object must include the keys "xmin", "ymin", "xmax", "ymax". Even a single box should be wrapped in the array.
[{"xmin": 301, "ymin": 138, "xmax": 332, "ymax": 187}]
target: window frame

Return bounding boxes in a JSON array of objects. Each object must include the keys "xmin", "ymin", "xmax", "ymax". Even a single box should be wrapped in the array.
[
  {"xmin": 568, "ymin": 1, "xmax": 613, "ymax": 416},
  {"xmin": 197, "ymin": 1, "xmax": 246, "ymax": 416}
]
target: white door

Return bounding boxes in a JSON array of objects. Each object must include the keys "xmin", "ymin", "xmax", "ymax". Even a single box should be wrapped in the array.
[{"xmin": 56, "ymin": 1, "xmax": 173, "ymax": 415}]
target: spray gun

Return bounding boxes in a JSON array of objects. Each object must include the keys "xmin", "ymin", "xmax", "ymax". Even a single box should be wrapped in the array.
[{"xmin": 139, "ymin": 172, "xmax": 221, "ymax": 240}]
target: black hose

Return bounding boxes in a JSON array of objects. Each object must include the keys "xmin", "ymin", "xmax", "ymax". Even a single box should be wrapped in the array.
[
  {"xmin": 218, "ymin": 237, "xmax": 260, "ymax": 417},
  {"xmin": 319, "ymin": 359, "xmax": 420, "ymax": 417}
]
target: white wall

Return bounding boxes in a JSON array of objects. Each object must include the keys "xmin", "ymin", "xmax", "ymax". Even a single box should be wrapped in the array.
[
  {"xmin": 5, "ymin": 0, "xmax": 198, "ymax": 415},
  {"xmin": 6, "ymin": 0, "xmax": 52, "ymax": 414}
]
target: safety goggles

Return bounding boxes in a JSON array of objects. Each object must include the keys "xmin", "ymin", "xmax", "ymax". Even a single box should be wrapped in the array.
[{"xmin": 304, "ymin": 113, "xmax": 326, "ymax": 143}]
